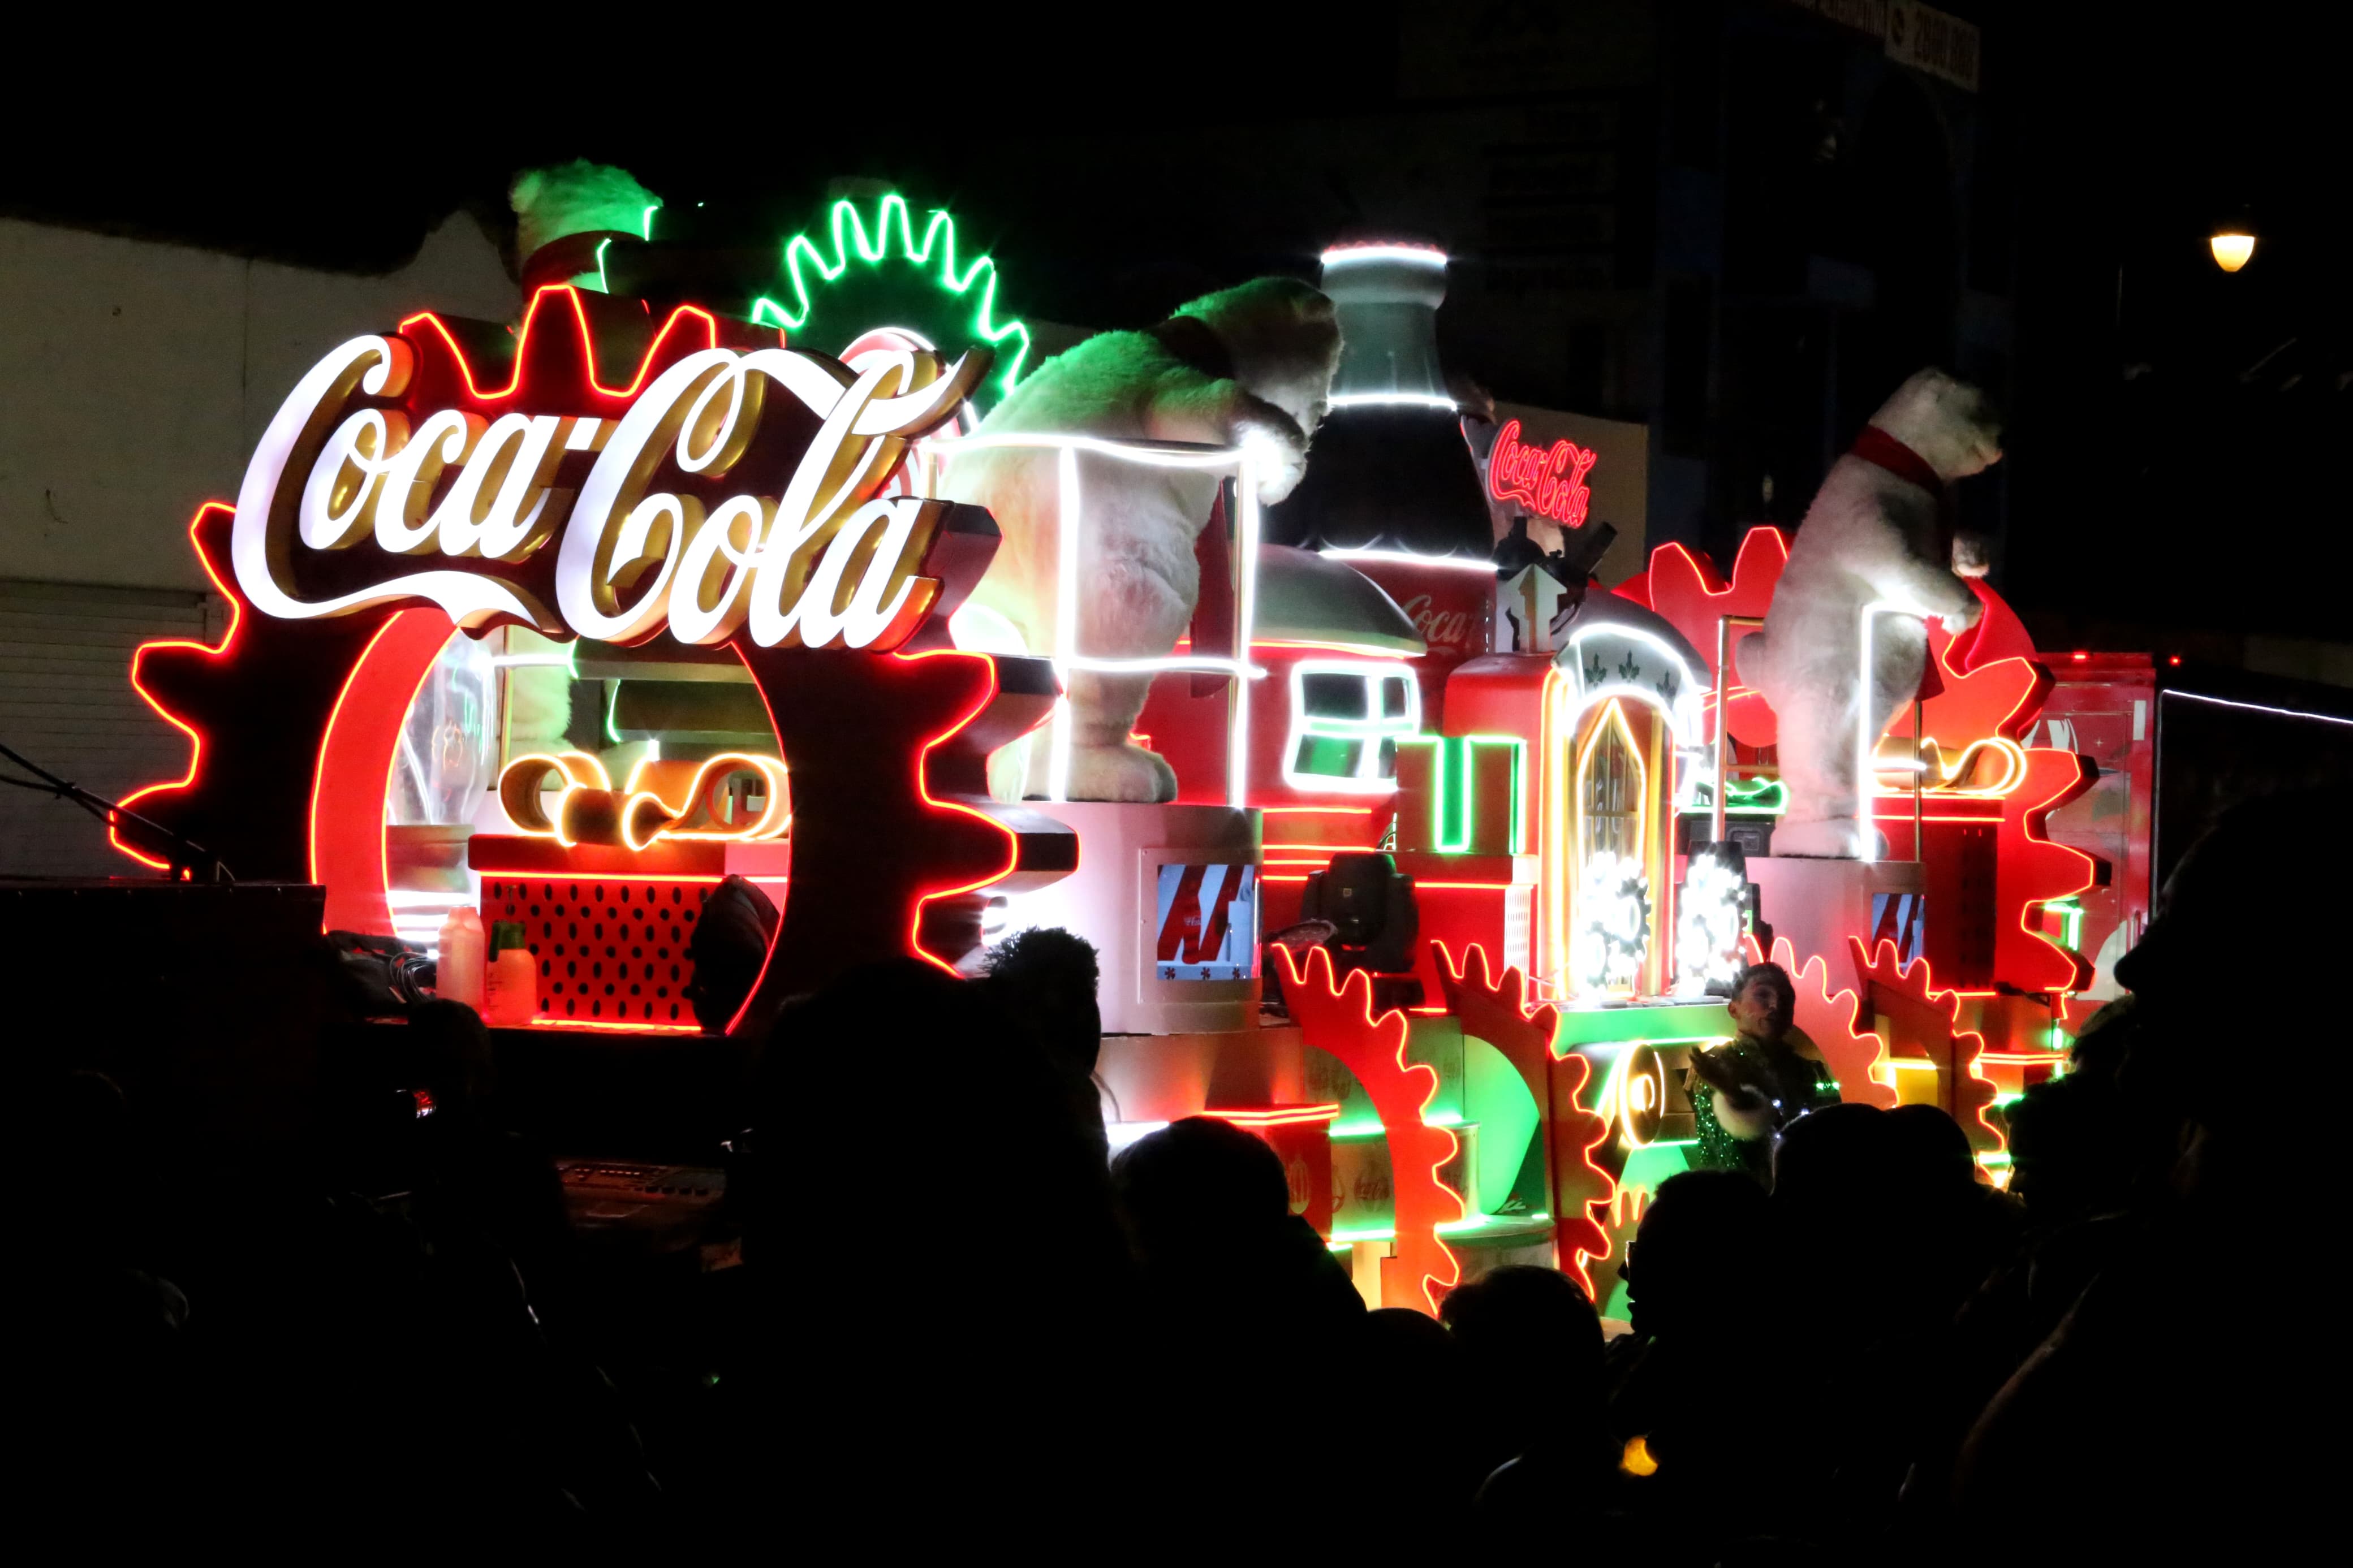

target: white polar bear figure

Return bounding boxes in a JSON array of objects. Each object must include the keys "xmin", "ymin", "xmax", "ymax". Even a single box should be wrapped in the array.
[
  {"xmin": 1737, "ymin": 369, "xmax": 2003, "ymax": 859},
  {"xmin": 941, "ymin": 278, "xmax": 1341, "ymax": 802}
]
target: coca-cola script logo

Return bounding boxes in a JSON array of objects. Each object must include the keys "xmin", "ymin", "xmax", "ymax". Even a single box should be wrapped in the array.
[
  {"xmin": 1488, "ymin": 417, "xmax": 1598, "ymax": 529},
  {"xmin": 1400, "ymin": 593, "xmax": 1479, "ymax": 656},
  {"xmin": 229, "ymin": 291, "xmax": 984, "ymax": 651}
]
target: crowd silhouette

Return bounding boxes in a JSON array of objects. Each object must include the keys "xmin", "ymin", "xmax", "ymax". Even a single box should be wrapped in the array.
[{"xmin": 21, "ymin": 792, "xmax": 2334, "ymax": 1554}]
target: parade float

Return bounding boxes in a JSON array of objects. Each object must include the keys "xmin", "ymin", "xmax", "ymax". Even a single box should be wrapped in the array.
[{"xmin": 110, "ymin": 186, "xmax": 2122, "ymax": 1320}]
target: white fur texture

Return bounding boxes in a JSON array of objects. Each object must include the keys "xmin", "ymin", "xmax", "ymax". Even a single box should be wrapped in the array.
[
  {"xmin": 509, "ymin": 161, "xmax": 661, "ymax": 267},
  {"xmin": 943, "ymin": 278, "xmax": 1341, "ymax": 802},
  {"xmin": 504, "ymin": 663, "xmax": 575, "ymax": 755},
  {"xmin": 1737, "ymin": 370, "xmax": 2002, "ymax": 859}
]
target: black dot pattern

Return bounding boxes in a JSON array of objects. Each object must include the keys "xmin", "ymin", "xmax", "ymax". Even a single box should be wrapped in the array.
[{"xmin": 484, "ymin": 878, "xmax": 707, "ymax": 1024}]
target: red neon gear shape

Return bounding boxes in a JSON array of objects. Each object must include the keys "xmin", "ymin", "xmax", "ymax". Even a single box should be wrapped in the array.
[
  {"xmin": 1623, "ymin": 528, "xmax": 1789, "ymax": 747},
  {"xmin": 1273, "ymin": 944, "xmax": 1463, "ymax": 1315},
  {"xmin": 1852, "ymin": 935, "xmax": 2004, "ymax": 1156},
  {"xmin": 1433, "ymin": 941, "xmax": 1615, "ymax": 1297},
  {"xmin": 115, "ymin": 293, "xmax": 1063, "ymax": 1018}
]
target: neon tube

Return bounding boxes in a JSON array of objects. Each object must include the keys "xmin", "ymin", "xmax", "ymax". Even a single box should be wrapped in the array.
[
  {"xmin": 1320, "ymin": 244, "xmax": 1448, "ymax": 267},
  {"xmin": 1320, "ymin": 548, "xmax": 1497, "ymax": 576}
]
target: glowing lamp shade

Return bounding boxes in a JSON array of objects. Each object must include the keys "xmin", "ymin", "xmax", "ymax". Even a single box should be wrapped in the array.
[{"xmin": 2209, "ymin": 231, "xmax": 2255, "ymax": 272}]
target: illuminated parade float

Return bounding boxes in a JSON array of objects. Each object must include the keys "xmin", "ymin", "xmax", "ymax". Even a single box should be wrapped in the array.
[{"xmin": 111, "ymin": 189, "xmax": 2127, "ymax": 1321}]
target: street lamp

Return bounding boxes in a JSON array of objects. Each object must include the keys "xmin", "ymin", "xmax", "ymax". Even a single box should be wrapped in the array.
[{"xmin": 2209, "ymin": 228, "xmax": 2256, "ymax": 272}]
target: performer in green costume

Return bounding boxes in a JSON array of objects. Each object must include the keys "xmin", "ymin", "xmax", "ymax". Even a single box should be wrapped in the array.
[{"xmin": 1687, "ymin": 962, "xmax": 1842, "ymax": 1182}]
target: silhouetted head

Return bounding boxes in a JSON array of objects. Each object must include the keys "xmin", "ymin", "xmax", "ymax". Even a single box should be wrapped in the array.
[
  {"xmin": 2118, "ymin": 790, "xmax": 2350, "ymax": 1030},
  {"xmin": 984, "ymin": 926, "xmax": 1103, "ymax": 1078},
  {"xmin": 1726, "ymin": 962, "xmax": 1796, "ymax": 1043},
  {"xmin": 2006, "ymin": 1071, "xmax": 2134, "ymax": 1222},
  {"xmin": 1443, "ymin": 1265, "xmax": 1602, "ymax": 1401},
  {"xmin": 1622, "ymin": 1170, "xmax": 1772, "ymax": 1341},
  {"xmin": 1111, "ymin": 1116, "xmax": 1290, "ymax": 1262},
  {"xmin": 1868, "ymin": 368, "xmax": 2003, "ymax": 478},
  {"xmin": 1887, "ymin": 1103, "xmax": 1979, "ymax": 1194},
  {"xmin": 1771, "ymin": 1101, "xmax": 1897, "ymax": 1209},
  {"xmin": 1173, "ymin": 277, "xmax": 1342, "ymax": 437}
]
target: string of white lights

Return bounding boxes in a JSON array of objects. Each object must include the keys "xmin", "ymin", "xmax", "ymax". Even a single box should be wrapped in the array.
[{"xmin": 2161, "ymin": 688, "xmax": 2353, "ymax": 728}]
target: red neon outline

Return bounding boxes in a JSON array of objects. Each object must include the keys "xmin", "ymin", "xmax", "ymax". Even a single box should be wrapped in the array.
[
  {"xmin": 1487, "ymin": 418, "xmax": 1598, "ymax": 528},
  {"xmin": 1433, "ymin": 941, "xmax": 1617, "ymax": 1297},
  {"xmin": 1850, "ymin": 935, "xmax": 2005, "ymax": 1155},
  {"xmin": 1633, "ymin": 529, "xmax": 1790, "ymax": 747},
  {"xmin": 902, "ymin": 647, "xmax": 1023, "ymax": 976},
  {"xmin": 1271, "ymin": 943, "xmax": 1463, "ymax": 1314},
  {"xmin": 113, "ymin": 503, "xmax": 241, "ymax": 870},
  {"xmin": 525, "ymin": 1016, "xmax": 704, "ymax": 1035},
  {"xmin": 307, "ymin": 616, "xmax": 403, "ymax": 887},
  {"xmin": 397, "ymin": 285, "xmax": 725, "ymax": 405},
  {"xmin": 1747, "ymin": 933, "xmax": 1899, "ymax": 1112}
]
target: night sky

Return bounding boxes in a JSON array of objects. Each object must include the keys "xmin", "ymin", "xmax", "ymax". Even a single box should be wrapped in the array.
[{"xmin": 5, "ymin": 3, "xmax": 2340, "ymax": 647}]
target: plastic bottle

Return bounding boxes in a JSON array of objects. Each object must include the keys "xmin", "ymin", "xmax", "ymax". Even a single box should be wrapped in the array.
[
  {"xmin": 437, "ymin": 905, "xmax": 487, "ymax": 1012},
  {"xmin": 484, "ymin": 948, "xmax": 537, "ymax": 1026}
]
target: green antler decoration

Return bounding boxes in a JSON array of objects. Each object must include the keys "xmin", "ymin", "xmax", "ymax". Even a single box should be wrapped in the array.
[{"xmin": 748, "ymin": 193, "xmax": 1033, "ymax": 410}]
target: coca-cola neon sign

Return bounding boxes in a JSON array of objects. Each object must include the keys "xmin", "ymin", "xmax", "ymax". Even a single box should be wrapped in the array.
[
  {"xmin": 230, "ymin": 285, "xmax": 985, "ymax": 650},
  {"xmin": 1488, "ymin": 418, "xmax": 1598, "ymax": 529}
]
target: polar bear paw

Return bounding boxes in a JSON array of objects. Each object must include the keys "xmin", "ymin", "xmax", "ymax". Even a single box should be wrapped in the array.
[
  {"xmin": 1770, "ymin": 817, "xmax": 1887, "ymax": 861},
  {"xmin": 1066, "ymin": 742, "xmax": 1179, "ymax": 804},
  {"xmin": 1234, "ymin": 415, "xmax": 1310, "ymax": 504}
]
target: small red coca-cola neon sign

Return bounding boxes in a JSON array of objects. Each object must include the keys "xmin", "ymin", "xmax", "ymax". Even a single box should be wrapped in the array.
[{"xmin": 1488, "ymin": 418, "xmax": 1598, "ymax": 528}]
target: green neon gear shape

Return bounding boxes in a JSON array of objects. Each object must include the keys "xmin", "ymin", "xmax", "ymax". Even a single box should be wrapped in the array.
[{"xmin": 749, "ymin": 193, "xmax": 1032, "ymax": 412}]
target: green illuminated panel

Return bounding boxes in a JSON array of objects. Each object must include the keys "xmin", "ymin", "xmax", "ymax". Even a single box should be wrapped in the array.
[
  {"xmin": 1552, "ymin": 1003, "xmax": 1731, "ymax": 1051},
  {"xmin": 1397, "ymin": 734, "xmax": 1527, "ymax": 854}
]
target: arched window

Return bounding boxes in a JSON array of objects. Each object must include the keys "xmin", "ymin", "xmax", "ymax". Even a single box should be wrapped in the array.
[{"xmin": 1579, "ymin": 700, "xmax": 1645, "ymax": 869}]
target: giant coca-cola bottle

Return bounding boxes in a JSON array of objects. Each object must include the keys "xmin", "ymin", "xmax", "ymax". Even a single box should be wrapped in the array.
[{"xmin": 1263, "ymin": 240, "xmax": 1494, "ymax": 728}]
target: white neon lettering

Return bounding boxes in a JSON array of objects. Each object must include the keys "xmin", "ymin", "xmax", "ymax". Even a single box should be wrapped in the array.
[
  {"xmin": 231, "ymin": 334, "xmax": 542, "ymax": 628},
  {"xmin": 374, "ymin": 409, "xmax": 482, "ymax": 554},
  {"xmin": 299, "ymin": 408, "xmax": 401, "ymax": 549},
  {"xmin": 559, "ymin": 349, "xmax": 739, "ymax": 642},
  {"xmin": 669, "ymin": 494, "xmax": 768, "ymax": 646},
  {"xmin": 433, "ymin": 413, "xmax": 567, "ymax": 559},
  {"xmin": 236, "ymin": 333, "xmax": 979, "ymax": 647}
]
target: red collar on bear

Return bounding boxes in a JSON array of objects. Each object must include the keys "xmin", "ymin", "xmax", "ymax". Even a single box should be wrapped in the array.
[{"xmin": 1849, "ymin": 425, "xmax": 1946, "ymax": 494}]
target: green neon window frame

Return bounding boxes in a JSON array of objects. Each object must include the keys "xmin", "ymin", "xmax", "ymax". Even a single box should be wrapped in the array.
[{"xmin": 1395, "ymin": 735, "xmax": 1528, "ymax": 854}]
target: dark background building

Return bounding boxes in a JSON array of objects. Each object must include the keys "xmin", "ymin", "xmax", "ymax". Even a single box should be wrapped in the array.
[{"xmin": 7, "ymin": 1, "xmax": 2342, "ymax": 673}]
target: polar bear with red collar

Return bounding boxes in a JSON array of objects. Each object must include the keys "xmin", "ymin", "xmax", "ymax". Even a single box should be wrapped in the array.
[
  {"xmin": 942, "ymin": 278, "xmax": 1341, "ymax": 802},
  {"xmin": 1738, "ymin": 369, "xmax": 2003, "ymax": 859}
]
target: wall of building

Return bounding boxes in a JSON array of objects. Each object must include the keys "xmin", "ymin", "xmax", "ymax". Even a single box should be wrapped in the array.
[
  {"xmin": 0, "ymin": 213, "xmax": 516, "ymax": 593},
  {"xmin": 0, "ymin": 214, "xmax": 516, "ymax": 876}
]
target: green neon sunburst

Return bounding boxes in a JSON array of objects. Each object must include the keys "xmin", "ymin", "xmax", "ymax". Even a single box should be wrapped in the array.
[{"xmin": 749, "ymin": 193, "xmax": 1032, "ymax": 411}]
